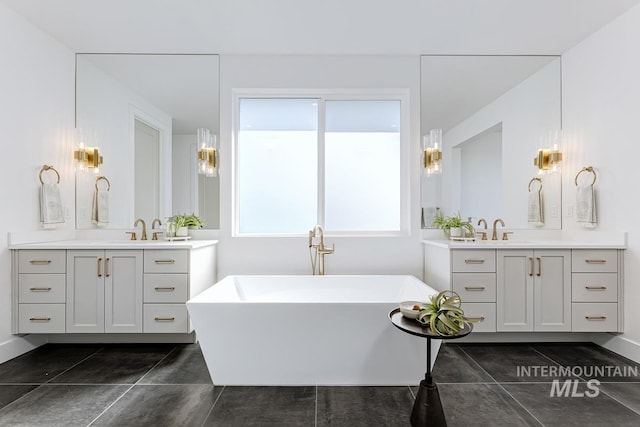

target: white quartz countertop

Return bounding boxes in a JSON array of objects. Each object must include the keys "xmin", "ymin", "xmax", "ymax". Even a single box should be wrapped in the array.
[
  {"xmin": 422, "ymin": 239, "xmax": 626, "ymax": 249},
  {"xmin": 9, "ymin": 239, "xmax": 218, "ymax": 250}
]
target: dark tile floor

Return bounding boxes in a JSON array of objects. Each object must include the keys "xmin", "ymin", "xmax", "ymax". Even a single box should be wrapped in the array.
[{"xmin": 0, "ymin": 342, "xmax": 639, "ymax": 426}]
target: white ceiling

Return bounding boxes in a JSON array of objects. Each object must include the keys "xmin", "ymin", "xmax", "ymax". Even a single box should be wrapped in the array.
[{"xmin": 2, "ymin": 0, "xmax": 639, "ymax": 55}]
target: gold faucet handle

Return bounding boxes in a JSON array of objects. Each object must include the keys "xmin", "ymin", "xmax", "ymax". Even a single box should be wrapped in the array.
[
  {"xmin": 152, "ymin": 231, "xmax": 164, "ymax": 241},
  {"xmin": 502, "ymin": 231, "xmax": 513, "ymax": 241},
  {"xmin": 125, "ymin": 231, "xmax": 137, "ymax": 241},
  {"xmin": 476, "ymin": 231, "xmax": 488, "ymax": 241}
]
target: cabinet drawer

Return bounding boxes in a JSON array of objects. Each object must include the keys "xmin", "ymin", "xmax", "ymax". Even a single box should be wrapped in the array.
[
  {"xmin": 571, "ymin": 303, "xmax": 618, "ymax": 332},
  {"xmin": 144, "ymin": 304, "xmax": 190, "ymax": 333},
  {"xmin": 18, "ymin": 274, "xmax": 65, "ymax": 303},
  {"xmin": 452, "ymin": 250, "xmax": 495, "ymax": 272},
  {"xmin": 18, "ymin": 250, "xmax": 66, "ymax": 273},
  {"xmin": 463, "ymin": 303, "xmax": 496, "ymax": 333},
  {"xmin": 18, "ymin": 304, "xmax": 65, "ymax": 333},
  {"xmin": 144, "ymin": 250, "xmax": 188, "ymax": 273},
  {"xmin": 572, "ymin": 250, "xmax": 618, "ymax": 273},
  {"xmin": 452, "ymin": 273, "xmax": 496, "ymax": 303},
  {"xmin": 144, "ymin": 274, "xmax": 188, "ymax": 303},
  {"xmin": 572, "ymin": 273, "xmax": 618, "ymax": 302}
]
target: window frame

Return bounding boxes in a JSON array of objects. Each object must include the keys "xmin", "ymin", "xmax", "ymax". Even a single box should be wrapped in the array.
[{"xmin": 231, "ymin": 88, "xmax": 411, "ymax": 237}]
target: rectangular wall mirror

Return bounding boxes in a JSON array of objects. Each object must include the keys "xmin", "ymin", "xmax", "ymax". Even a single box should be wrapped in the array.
[
  {"xmin": 75, "ymin": 53, "xmax": 220, "ymax": 230},
  {"xmin": 420, "ymin": 55, "xmax": 562, "ymax": 230}
]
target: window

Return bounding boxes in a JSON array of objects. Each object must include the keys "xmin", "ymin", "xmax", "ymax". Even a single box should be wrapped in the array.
[{"xmin": 235, "ymin": 92, "xmax": 407, "ymax": 235}]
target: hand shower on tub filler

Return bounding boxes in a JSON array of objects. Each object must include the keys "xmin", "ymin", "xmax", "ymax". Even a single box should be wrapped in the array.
[{"xmin": 308, "ymin": 224, "xmax": 335, "ymax": 275}]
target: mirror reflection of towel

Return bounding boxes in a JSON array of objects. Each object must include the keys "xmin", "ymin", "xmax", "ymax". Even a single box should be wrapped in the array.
[
  {"xmin": 576, "ymin": 184, "xmax": 596, "ymax": 228},
  {"xmin": 91, "ymin": 189, "xmax": 109, "ymax": 227},
  {"xmin": 527, "ymin": 190, "xmax": 544, "ymax": 227},
  {"xmin": 40, "ymin": 183, "xmax": 65, "ymax": 229}
]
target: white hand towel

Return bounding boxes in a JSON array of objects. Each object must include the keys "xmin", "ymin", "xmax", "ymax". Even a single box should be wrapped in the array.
[
  {"xmin": 576, "ymin": 184, "xmax": 596, "ymax": 228},
  {"xmin": 40, "ymin": 183, "xmax": 65, "ymax": 229},
  {"xmin": 527, "ymin": 190, "xmax": 544, "ymax": 227},
  {"xmin": 91, "ymin": 189, "xmax": 109, "ymax": 227}
]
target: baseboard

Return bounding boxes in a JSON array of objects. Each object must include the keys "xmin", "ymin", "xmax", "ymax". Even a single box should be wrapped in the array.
[
  {"xmin": 454, "ymin": 332, "xmax": 593, "ymax": 343},
  {"xmin": 0, "ymin": 335, "xmax": 48, "ymax": 364},
  {"xmin": 45, "ymin": 332, "xmax": 196, "ymax": 344},
  {"xmin": 591, "ymin": 333, "xmax": 640, "ymax": 364}
]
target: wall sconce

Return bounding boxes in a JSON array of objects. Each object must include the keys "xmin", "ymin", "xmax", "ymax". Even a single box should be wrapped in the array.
[
  {"xmin": 533, "ymin": 131, "xmax": 563, "ymax": 174},
  {"xmin": 197, "ymin": 128, "xmax": 219, "ymax": 177},
  {"xmin": 422, "ymin": 128, "xmax": 442, "ymax": 176},
  {"xmin": 73, "ymin": 128, "xmax": 103, "ymax": 173}
]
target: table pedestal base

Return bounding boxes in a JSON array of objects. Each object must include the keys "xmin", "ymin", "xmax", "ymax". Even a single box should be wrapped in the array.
[{"xmin": 410, "ymin": 379, "xmax": 447, "ymax": 427}]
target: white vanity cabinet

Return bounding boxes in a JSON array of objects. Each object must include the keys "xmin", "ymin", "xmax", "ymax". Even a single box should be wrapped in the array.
[
  {"xmin": 11, "ymin": 240, "xmax": 217, "ymax": 339},
  {"xmin": 451, "ymin": 250, "xmax": 497, "ymax": 332},
  {"xmin": 496, "ymin": 249, "xmax": 571, "ymax": 332},
  {"xmin": 66, "ymin": 250, "xmax": 143, "ymax": 333}
]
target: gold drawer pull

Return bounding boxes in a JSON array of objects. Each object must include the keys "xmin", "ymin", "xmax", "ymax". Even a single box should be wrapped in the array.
[
  {"xmin": 154, "ymin": 259, "xmax": 176, "ymax": 264},
  {"xmin": 97, "ymin": 257, "xmax": 103, "ymax": 278},
  {"xmin": 585, "ymin": 259, "xmax": 607, "ymax": 264},
  {"xmin": 585, "ymin": 316, "xmax": 607, "ymax": 321},
  {"xmin": 464, "ymin": 286, "xmax": 485, "ymax": 291},
  {"xmin": 29, "ymin": 260, "xmax": 52, "ymax": 265},
  {"xmin": 585, "ymin": 286, "xmax": 607, "ymax": 290},
  {"xmin": 154, "ymin": 317, "xmax": 175, "ymax": 322},
  {"xmin": 466, "ymin": 316, "xmax": 485, "ymax": 322},
  {"xmin": 464, "ymin": 259, "xmax": 485, "ymax": 264},
  {"xmin": 154, "ymin": 287, "xmax": 176, "ymax": 291},
  {"xmin": 29, "ymin": 287, "xmax": 52, "ymax": 292},
  {"xmin": 29, "ymin": 317, "xmax": 51, "ymax": 322}
]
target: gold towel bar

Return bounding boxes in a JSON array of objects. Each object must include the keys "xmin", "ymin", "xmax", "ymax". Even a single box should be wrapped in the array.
[
  {"xmin": 39, "ymin": 165, "xmax": 60, "ymax": 184},
  {"xmin": 575, "ymin": 166, "xmax": 597, "ymax": 186},
  {"xmin": 528, "ymin": 177, "xmax": 542, "ymax": 192},
  {"xmin": 95, "ymin": 175, "xmax": 111, "ymax": 191}
]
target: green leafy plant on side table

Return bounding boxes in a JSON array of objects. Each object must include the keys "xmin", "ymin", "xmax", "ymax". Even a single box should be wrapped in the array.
[{"xmin": 416, "ymin": 290, "xmax": 476, "ymax": 336}]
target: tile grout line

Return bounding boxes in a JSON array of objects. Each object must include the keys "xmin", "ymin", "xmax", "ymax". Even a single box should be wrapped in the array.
[
  {"xmin": 86, "ymin": 345, "xmax": 178, "ymax": 426},
  {"xmin": 532, "ymin": 346, "xmax": 640, "ymax": 418},
  {"xmin": 0, "ymin": 346, "xmax": 107, "ymax": 414},
  {"xmin": 457, "ymin": 345, "xmax": 546, "ymax": 427},
  {"xmin": 200, "ymin": 385, "xmax": 226, "ymax": 427}
]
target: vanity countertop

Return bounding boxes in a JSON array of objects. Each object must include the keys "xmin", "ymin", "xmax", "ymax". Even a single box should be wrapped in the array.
[
  {"xmin": 9, "ymin": 239, "xmax": 218, "ymax": 250},
  {"xmin": 422, "ymin": 239, "xmax": 626, "ymax": 249}
]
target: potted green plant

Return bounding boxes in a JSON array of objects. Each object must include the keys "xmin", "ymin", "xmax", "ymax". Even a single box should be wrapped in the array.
[
  {"xmin": 433, "ymin": 212, "xmax": 474, "ymax": 238},
  {"xmin": 168, "ymin": 213, "xmax": 204, "ymax": 237}
]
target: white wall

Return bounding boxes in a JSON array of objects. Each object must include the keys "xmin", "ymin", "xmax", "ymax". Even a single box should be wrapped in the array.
[
  {"xmin": 442, "ymin": 60, "xmax": 562, "ymax": 229},
  {"xmin": 562, "ymin": 3, "xmax": 640, "ymax": 353},
  {"xmin": 75, "ymin": 58, "xmax": 172, "ymax": 228},
  {"xmin": 218, "ymin": 55, "xmax": 423, "ymax": 278},
  {"xmin": 0, "ymin": 3, "xmax": 75, "ymax": 361}
]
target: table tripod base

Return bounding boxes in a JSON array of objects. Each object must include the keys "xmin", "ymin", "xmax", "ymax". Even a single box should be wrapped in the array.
[{"xmin": 410, "ymin": 379, "xmax": 447, "ymax": 427}]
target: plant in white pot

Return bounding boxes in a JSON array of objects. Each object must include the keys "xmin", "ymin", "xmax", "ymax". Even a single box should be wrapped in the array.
[
  {"xmin": 433, "ymin": 212, "xmax": 474, "ymax": 238},
  {"xmin": 168, "ymin": 213, "xmax": 204, "ymax": 237}
]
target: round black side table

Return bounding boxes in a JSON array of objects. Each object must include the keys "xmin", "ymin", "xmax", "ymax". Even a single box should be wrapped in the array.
[{"xmin": 389, "ymin": 308, "xmax": 473, "ymax": 427}]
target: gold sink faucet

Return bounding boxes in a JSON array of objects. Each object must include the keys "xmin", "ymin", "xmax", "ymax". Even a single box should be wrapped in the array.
[
  {"xmin": 477, "ymin": 218, "xmax": 488, "ymax": 240},
  {"xmin": 134, "ymin": 218, "xmax": 148, "ymax": 240},
  {"xmin": 492, "ymin": 218, "xmax": 505, "ymax": 240},
  {"xmin": 151, "ymin": 218, "xmax": 163, "ymax": 240},
  {"xmin": 309, "ymin": 225, "xmax": 334, "ymax": 275}
]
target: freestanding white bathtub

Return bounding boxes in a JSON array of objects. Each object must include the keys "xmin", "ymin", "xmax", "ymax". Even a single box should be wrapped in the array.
[{"xmin": 186, "ymin": 275, "xmax": 440, "ymax": 385}]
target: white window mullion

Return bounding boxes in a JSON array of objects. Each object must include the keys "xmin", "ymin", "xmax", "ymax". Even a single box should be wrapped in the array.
[{"xmin": 317, "ymin": 98, "xmax": 326, "ymax": 228}]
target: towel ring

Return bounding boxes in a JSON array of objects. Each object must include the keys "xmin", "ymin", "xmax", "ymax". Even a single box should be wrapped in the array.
[
  {"xmin": 39, "ymin": 165, "xmax": 60, "ymax": 185},
  {"xmin": 528, "ymin": 177, "xmax": 542, "ymax": 192},
  {"xmin": 575, "ymin": 166, "xmax": 596, "ymax": 186},
  {"xmin": 95, "ymin": 176, "xmax": 111, "ymax": 191}
]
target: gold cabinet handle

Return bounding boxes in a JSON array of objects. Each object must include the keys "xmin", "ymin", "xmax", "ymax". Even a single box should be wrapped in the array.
[
  {"xmin": 97, "ymin": 257, "xmax": 102, "ymax": 277},
  {"xmin": 464, "ymin": 259, "xmax": 485, "ymax": 264},
  {"xmin": 585, "ymin": 259, "xmax": 607, "ymax": 264},
  {"xmin": 585, "ymin": 286, "xmax": 607, "ymax": 290},
  {"xmin": 29, "ymin": 287, "xmax": 52, "ymax": 292},
  {"xmin": 585, "ymin": 316, "xmax": 607, "ymax": 321},
  {"xmin": 536, "ymin": 257, "xmax": 542, "ymax": 277},
  {"xmin": 529, "ymin": 257, "xmax": 534, "ymax": 277},
  {"xmin": 105, "ymin": 258, "xmax": 110, "ymax": 278},
  {"xmin": 464, "ymin": 286, "xmax": 485, "ymax": 291},
  {"xmin": 29, "ymin": 260, "xmax": 52, "ymax": 265},
  {"xmin": 154, "ymin": 317, "xmax": 175, "ymax": 322},
  {"xmin": 466, "ymin": 316, "xmax": 485, "ymax": 322},
  {"xmin": 29, "ymin": 317, "xmax": 51, "ymax": 321},
  {"xmin": 154, "ymin": 286, "xmax": 176, "ymax": 291},
  {"xmin": 154, "ymin": 259, "xmax": 176, "ymax": 264}
]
